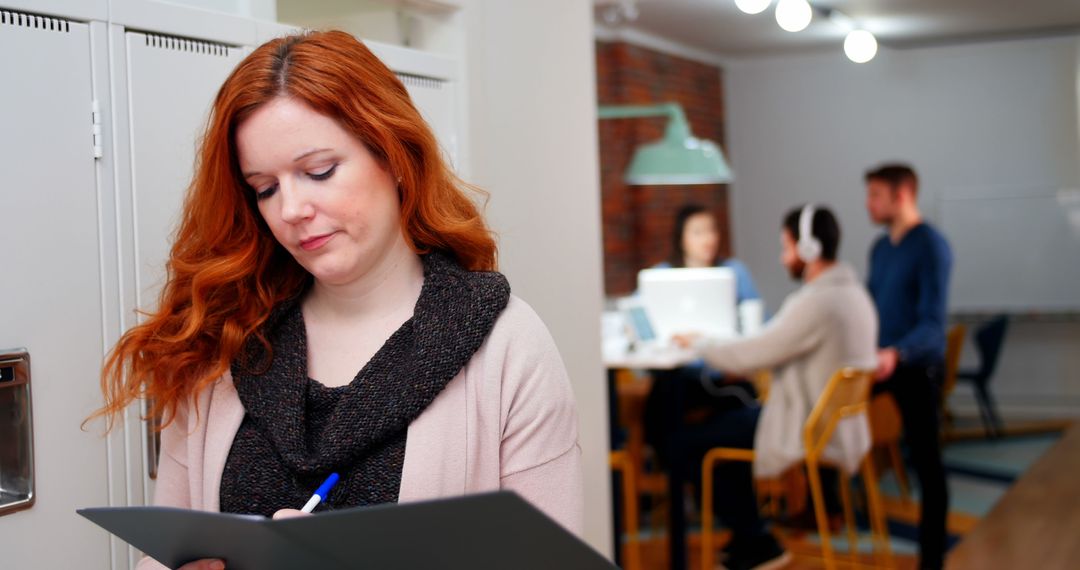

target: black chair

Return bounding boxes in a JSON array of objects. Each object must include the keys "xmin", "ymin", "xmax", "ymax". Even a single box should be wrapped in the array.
[{"xmin": 956, "ymin": 315, "xmax": 1009, "ymax": 438}]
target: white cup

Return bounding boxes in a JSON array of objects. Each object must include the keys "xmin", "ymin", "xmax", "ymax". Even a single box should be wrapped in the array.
[{"xmin": 738, "ymin": 299, "xmax": 765, "ymax": 336}]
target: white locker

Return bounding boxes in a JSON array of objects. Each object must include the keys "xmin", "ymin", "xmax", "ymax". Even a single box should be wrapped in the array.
[
  {"xmin": 122, "ymin": 31, "xmax": 246, "ymax": 329},
  {"xmin": 399, "ymin": 73, "xmax": 459, "ymax": 170},
  {"xmin": 108, "ymin": 33, "xmax": 248, "ymax": 561},
  {"xmin": 0, "ymin": 9, "xmax": 110, "ymax": 568}
]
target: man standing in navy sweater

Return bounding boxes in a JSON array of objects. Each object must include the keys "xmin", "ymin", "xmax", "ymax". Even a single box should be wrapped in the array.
[{"xmin": 865, "ymin": 163, "xmax": 952, "ymax": 570}]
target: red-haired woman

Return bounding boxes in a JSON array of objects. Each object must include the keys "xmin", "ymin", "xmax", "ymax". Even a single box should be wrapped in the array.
[{"xmin": 97, "ymin": 31, "xmax": 582, "ymax": 569}]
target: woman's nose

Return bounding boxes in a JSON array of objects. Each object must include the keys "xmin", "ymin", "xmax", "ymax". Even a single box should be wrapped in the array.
[{"xmin": 278, "ymin": 179, "xmax": 314, "ymax": 224}]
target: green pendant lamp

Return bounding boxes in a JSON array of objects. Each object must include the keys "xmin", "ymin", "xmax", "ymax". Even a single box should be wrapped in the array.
[{"xmin": 598, "ymin": 103, "xmax": 733, "ymax": 185}]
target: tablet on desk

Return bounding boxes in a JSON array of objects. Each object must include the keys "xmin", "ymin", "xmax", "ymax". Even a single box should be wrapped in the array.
[{"xmin": 627, "ymin": 305, "xmax": 657, "ymax": 343}]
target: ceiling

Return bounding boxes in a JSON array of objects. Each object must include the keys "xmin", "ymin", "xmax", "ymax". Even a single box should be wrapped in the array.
[{"xmin": 594, "ymin": 0, "xmax": 1080, "ymax": 57}]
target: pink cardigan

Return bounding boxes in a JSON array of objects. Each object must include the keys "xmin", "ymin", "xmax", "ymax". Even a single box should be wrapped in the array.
[{"xmin": 139, "ymin": 296, "xmax": 583, "ymax": 569}]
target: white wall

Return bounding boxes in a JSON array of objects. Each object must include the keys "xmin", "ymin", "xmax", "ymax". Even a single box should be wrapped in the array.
[
  {"xmin": 276, "ymin": 0, "xmax": 460, "ymax": 53},
  {"xmin": 458, "ymin": 0, "xmax": 612, "ymax": 556},
  {"xmin": 162, "ymin": 0, "xmax": 276, "ymax": 20},
  {"xmin": 726, "ymin": 35, "xmax": 1080, "ymax": 418}
]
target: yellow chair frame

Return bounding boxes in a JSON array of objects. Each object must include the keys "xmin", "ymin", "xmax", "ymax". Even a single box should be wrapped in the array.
[
  {"xmin": 610, "ymin": 450, "xmax": 642, "ymax": 570},
  {"xmin": 700, "ymin": 368, "xmax": 893, "ymax": 570},
  {"xmin": 940, "ymin": 323, "xmax": 967, "ymax": 426}
]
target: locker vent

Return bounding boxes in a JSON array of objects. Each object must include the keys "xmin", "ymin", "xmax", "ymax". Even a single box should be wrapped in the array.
[
  {"xmin": 145, "ymin": 33, "xmax": 233, "ymax": 57},
  {"xmin": 0, "ymin": 9, "xmax": 72, "ymax": 33},
  {"xmin": 397, "ymin": 73, "xmax": 445, "ymax": 90}
]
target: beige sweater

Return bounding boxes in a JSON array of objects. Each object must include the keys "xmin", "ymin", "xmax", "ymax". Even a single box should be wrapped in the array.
[
  {"xmin": 138, "ymin": 295, "xmax": 583, "ymax": 569},
  {"xmin": 699, "ymin": 263, "xmax": 878, "ymax": 478}
]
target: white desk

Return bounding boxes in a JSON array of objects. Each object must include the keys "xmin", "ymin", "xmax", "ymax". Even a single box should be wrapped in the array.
[{"xmin": 602, "ymin": 346, "xmax": 699, "ymax": 371}]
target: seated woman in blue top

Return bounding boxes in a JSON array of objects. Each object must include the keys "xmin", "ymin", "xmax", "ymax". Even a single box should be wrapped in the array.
[
  {"xmin": 644, "ymin": 204, "xmax": 762, "ymax": 466},
  {"xmin": 654, "ymin": 204, "xmax": 760, "ymax": 303}
]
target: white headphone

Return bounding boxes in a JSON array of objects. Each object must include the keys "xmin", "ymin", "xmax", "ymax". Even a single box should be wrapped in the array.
[{"xmin": 797, "ymin": 203, "xmax": 822, "ymax": 263}]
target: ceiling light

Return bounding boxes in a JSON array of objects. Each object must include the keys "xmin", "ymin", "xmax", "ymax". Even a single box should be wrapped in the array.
[
  {"xmin": 775, "ymin": 0, "xmax": 812, "ymax": 33},
  {"xmin": 844, "ymin": 29, "xmax": 878, "ymax": 63},
  {"xmin": 734, "ymin": 0, "xmax": 771, "ymax": 15},
  {"xmin": 600, "ymin": 0, "xmax": 639, "ymax": 26}
]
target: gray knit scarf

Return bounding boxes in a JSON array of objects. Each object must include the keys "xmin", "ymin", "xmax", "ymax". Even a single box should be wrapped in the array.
[{"xmin": 220, "ymin": 252, "xmax": 509, "ymax": 516}]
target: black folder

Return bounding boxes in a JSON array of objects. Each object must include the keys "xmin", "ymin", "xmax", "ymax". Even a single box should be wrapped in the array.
[{"xmin": 78, "ymin": 491, "xmax": 616, "ymax": 569}]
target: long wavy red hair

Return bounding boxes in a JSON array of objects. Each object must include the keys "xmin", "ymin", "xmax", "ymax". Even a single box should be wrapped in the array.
[{"xmin": 96, "ymin": 30, "xmax": 496, "ymax": 429}]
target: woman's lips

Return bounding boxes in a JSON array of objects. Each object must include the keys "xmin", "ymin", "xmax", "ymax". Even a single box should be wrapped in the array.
[{"xmin": 300, "ymin": 232, "xmax": 335, "ymax": 251}]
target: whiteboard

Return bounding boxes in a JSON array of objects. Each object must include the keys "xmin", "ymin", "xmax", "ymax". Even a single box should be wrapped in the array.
[{"xmin": 940, "ymin": 188, "xmax": 1080, "ymax": 312}]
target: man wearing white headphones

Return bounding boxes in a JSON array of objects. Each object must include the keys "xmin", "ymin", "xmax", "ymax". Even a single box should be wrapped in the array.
[{"xmin": 674, "ymin": 204, "xmax": 878, "ymax": 570}]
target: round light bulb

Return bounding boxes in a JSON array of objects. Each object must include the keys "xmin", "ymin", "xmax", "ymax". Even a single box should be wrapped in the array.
[
  {"xmin": 775, "ymin": 0, "xmax": 812, "ymax": 33},
  {"xmin": 734, "ymin": 0, "xmax": 771, "ymax": 15},
  {"xmin": 844, "ymin": 29, "xmax": 878, "ymax": 63}
]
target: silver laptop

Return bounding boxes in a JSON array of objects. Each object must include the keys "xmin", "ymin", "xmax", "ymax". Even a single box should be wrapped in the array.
[{"xmin": 637, "ymin": 267, "xmax": 738, "ymax": 343}]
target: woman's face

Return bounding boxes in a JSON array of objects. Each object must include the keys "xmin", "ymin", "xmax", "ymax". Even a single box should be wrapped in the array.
[
  {"xmin": 236, "ymin": 97, "xmax": 404, "ymax": 286},
  {"xmin": 681, "ymin": 212, "xmax": 720, "ymax": 266}
]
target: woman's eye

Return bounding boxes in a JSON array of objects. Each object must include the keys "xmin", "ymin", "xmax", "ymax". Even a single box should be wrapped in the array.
[
  {"xmin": 310, "ymin": 164, "xmax": 337, "ymax": 181},
  {"xmin": 255, "ymin": 184, "xmax": 278, "ymax": 200}
]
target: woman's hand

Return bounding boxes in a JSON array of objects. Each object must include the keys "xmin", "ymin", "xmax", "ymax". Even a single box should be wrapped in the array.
[
  {"xmin": 272, "ymin": 509, "xmax": 310, "ymax": 520},
  {"xmin": 178, "ymin": 560, "xmax": 225, "ymax": 570},
  {"xmin": 671, "ymin": 332, "xmax": 703, "ymax": 349}
]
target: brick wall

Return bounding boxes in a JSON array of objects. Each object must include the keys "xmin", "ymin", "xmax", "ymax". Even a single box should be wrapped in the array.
[{"xmin": 596, "ymin": 41, "xmax": 730, "ymax": 296}]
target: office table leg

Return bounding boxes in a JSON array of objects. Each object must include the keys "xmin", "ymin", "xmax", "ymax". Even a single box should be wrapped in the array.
[
  {"xmin": 659, "ymin": 368, "xmax": 687, "ymax": 570},
  {"xmin": 608, "ymin": 368, "xmax": 624, "ymax": 567}
]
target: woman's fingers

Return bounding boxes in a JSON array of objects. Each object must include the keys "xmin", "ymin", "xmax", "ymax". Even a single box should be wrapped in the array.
[
  {"xmin": 272, "ymin": 508, "xmax": 310, "ymax": 520},
  {"xmin": 178, "ymin": 559, "xmax": 225, "ymax": 570}
]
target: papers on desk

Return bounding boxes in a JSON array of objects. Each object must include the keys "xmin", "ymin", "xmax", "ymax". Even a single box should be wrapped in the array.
[
  {"xmin": 602, "ymin": 304, "xmax": 756, "ymax": 371},
  {"xmin": 602, "ymin": 344, "xmax": 700, "ymax": 370},
  {"xmin": 78, "ymin": 491, "xmax": 615, "ymax": 570}
]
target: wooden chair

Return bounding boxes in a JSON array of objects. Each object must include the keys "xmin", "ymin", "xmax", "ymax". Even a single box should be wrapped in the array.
[
  {"xmin": 870, "ymin": 324, "xmax": 964, "ymax": 502},
  {"xmin": 609, "ymin": 368, "xmax": 774, "ymax": 569},
  {"xmin": 940, "ymin": 323, "xmax": 968, "ymax": 428},
  {"xmin": 956, "ymin": 316, "xmax": 1009, "ymax": 438},
  {"xmin": 751, "ymin": 369, "xmax": 772, "ymax": 403},
  {"xmin": 869, "ymin": 393, "xmax": 912, "ymax": 501},
  {"xmin": 700, "ymin": 368, "xmax": 892, "ymax": 570},
  {"xmin": 610, "ymin": 370, "xmax": 668, "ymax": 568},
  {"xmin": 610, "ymin": 449, "xmax": 642, "ymax": 570}
]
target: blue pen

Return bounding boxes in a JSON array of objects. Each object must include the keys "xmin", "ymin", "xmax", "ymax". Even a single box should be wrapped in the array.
[{"xmin": 300, "ymin": 473, "xmax": 340, "ymax": 513}]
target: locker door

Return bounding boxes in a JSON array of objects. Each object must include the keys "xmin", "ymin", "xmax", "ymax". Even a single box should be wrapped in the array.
[
  {"xmin": 398, "ymin": 73, "xmax": 459, "ymax": 170},
  {"xmin": 120, "ymin": 31, "xmax": 244, "ymax": 496},
  {"xmin": 0, "ymin": 9, "xmax": 109, "ymax": 568},
  {"xmin": 125, "ymin": 31, "xmax": 245, "ymax": 317}
]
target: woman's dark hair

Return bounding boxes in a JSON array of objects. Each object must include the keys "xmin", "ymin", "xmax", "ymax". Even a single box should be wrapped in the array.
[
  {"xmin": 669, "ymin": 204, "xmax": 718, "ymax": 267},
  {"xmin": 782, "ymin": 205, "xmax": 841, "ymax": 261}
]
